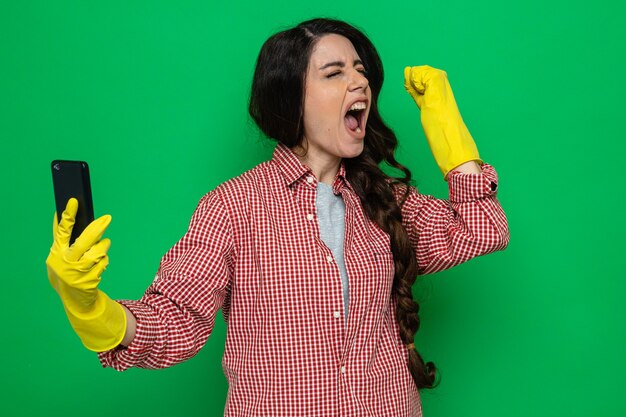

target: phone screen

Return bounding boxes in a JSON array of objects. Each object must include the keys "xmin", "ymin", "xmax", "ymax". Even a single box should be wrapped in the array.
[{"xmin": 51, "ymin": 160, "xmax": 95, "ymax": 245}]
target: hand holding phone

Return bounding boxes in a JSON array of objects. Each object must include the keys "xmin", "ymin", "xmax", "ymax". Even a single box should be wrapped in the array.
[{"xmin": 47, "ymin": 161, "xmax": 127, "ymax": 352}]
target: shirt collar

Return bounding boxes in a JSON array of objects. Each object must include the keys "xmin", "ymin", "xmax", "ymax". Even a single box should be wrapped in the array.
[{"xmin": 271, "ymin": 142, "xmax": 352, "ymax": 194}]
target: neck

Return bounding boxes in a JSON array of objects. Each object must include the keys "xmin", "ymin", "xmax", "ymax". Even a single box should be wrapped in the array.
[{"xmin": 293, "ymin": 145, "xmax": 341, "ymax": 185}]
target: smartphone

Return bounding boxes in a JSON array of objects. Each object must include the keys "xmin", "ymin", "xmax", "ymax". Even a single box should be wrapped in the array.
[{"xmin": 51, "ymin": 160, "xmax": 95, "ymax": 245}]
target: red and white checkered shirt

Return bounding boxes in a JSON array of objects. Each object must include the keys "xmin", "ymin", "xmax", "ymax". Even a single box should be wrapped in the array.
[{"xmin": 99, "ymin": 143, "xmax": 509, "ymax": 417}]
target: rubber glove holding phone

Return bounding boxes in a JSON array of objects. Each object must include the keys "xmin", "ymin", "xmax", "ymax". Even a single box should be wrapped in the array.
[
  {"xmin": 46, "ymin": 198, "xmax": 126, "ymax": 352},
  {"xmin": 404, "ymin": 65, "xmax": 482, "ymax": 180}
]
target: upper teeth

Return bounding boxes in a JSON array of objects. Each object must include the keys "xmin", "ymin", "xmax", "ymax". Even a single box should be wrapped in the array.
[{"xmin": 349, "ymin": 102, "xmax": 367, "ymax": 111}]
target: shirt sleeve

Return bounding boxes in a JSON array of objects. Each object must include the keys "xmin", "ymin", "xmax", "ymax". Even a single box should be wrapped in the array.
[
  {"xmin": 98, "ymin": 189, "xmax": 235, "ymax": 371},
  {"xmin": 398, "ymin": 163, "xmax": 510, "ymax": 275}
]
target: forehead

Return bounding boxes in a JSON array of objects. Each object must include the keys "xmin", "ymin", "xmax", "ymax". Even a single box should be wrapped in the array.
[{"xmin": 309, "ymin": 34, "xmax": 361, "ymax": 66}]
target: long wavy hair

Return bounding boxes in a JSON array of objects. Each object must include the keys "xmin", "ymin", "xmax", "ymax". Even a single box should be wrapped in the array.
[{"xmin": 249, "ymin": 17, "xmax": 438, "ymax": 390}]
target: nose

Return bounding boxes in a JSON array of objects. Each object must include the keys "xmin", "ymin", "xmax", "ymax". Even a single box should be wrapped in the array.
[{"xmin": 349, "ymin": 69, "xmax": 369, "ymax": 91}]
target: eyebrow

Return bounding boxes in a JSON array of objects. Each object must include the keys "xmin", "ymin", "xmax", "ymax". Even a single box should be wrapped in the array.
[{"xmin": 318, "ymin": 59, "xmax": 364, "ymax": 70}]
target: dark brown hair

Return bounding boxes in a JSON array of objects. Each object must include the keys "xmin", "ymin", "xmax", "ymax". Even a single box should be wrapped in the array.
[{"xmin": 249, "ymin": 17, "xmax": 438, "ymax": 390}]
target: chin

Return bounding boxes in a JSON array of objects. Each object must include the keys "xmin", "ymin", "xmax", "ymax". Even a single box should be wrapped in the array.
[{"xmin": 341, "ymin": 144, "xmax": 365, "ymax": 159}]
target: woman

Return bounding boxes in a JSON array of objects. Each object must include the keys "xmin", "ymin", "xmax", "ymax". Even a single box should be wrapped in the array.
[{"xmin": 47, "ymin": 18, "xmax": 509, "ymax": 416}]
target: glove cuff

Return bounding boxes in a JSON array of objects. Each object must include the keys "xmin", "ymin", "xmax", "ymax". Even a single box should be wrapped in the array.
[
  {"xmin": 64, "ymin": 290, "xmax": 127, "ymax": 352},
  {"xmin": 443, "ymin": 156, "xmax": 483, "ymax": 181},
  {"xmin": 430, "ymin": 122, "xmax": 482, "ymax": 181}
]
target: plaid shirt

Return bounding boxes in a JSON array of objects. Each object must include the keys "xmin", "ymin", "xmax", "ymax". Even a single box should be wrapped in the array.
[{"xmin": 99, "ymin": 143, "xmax": 509, "ymax": 416}]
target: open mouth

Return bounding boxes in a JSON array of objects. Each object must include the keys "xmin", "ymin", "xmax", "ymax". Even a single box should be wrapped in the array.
[{"xmin": 344, "ymin": 101, "xmax": 367, "ymax": 134}]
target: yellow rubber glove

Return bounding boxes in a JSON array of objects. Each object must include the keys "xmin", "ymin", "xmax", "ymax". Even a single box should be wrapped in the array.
[
  {"xmin": 46, "ymin": 198, "xmax": 126, "ymax": 352},
  {"xmin": 404, "ymin": 65, "xmax": 482, "ymax": 180}
]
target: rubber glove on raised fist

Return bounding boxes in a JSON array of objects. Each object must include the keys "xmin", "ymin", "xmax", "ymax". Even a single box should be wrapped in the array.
[
  {"xmin": 46, "ymin": 198, "xmax": 126, "ymax": 352},
  {"xmin": 404, "ymin": 65, "xmax": 482, "ymax": 180}
]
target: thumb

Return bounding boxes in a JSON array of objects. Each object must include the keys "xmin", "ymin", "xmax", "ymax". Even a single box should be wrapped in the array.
[
  {"xmin": 404, "ymin": 66, "xmax": 425, "ymax": 109},
  {"xmin": 404, "ymin": 66, "xmax": 426, "ymax": 95},
  {"xmin": 55, "ymin": 198, "xmax": 79, "ymax": 249}
]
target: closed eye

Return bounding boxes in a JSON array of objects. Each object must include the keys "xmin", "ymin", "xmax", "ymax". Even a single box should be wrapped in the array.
[{"xmin": 327, "ymin": 68, "xmax": 367, "ymax": 79}]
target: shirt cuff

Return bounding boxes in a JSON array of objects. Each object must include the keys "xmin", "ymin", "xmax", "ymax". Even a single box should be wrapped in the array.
[
  {"xmin": 97, "ymin": 299, "xmax": 158, "ymax": 371},
  {"xmin": 447, "ymin": 163, "xmax": 499, "ymax": 203}
]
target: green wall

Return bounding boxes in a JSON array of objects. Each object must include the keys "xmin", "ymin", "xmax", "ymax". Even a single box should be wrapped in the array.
[{"xmin": 2, "ymin": 1, "xmax": 625, "ymax": 416}]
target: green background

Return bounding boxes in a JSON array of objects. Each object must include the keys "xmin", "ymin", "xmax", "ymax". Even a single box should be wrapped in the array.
[{"xmin": 2, "ymin": 1, "xmax": 624, "ymax": 416}]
